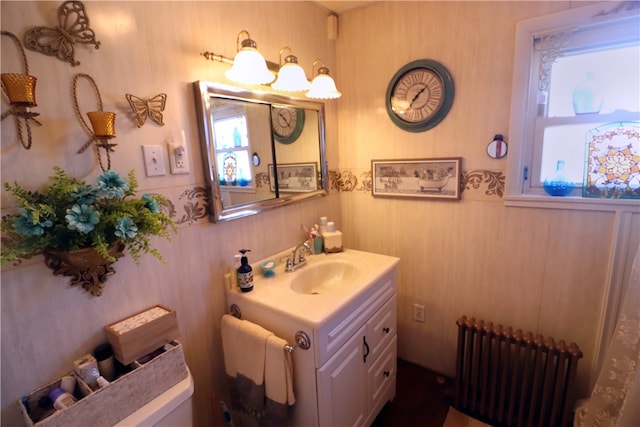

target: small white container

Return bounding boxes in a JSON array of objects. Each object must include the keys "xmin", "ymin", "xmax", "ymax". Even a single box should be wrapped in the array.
[
  {"xmin": 322, "ymin": 230, "xmax": 343, "ymax": 253},
  {"xmin": 49, "ymin": 387, "xmax": 77, "ymax": 410}
]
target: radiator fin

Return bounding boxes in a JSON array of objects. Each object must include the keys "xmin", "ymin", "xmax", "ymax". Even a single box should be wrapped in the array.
[{"xmin": 455, "ymin": 316, "xmax": 583, "ymax": 427}]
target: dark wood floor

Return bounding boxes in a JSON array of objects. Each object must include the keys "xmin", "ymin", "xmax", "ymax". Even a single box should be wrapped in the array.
[{"xmin": 372, "ymin": 359, "xmax": 453, "ymax": 427}]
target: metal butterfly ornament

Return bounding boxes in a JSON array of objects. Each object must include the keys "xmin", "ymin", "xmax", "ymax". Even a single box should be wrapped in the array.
[
  {"xmin": 23, "ymin": 1, "xmax": 100, "ymax": 67},
  {"xmin": 125, "ymin": 93, "xmax": 167, "ymax": 127}
]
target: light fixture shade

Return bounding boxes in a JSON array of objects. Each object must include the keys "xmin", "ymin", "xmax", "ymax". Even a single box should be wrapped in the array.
[
  {"xmin": 226, "ymin": 49, "xmax": 275, "ymax": 85},
  {"xmin": 306, "ymin": 74, "xmax": 341, "ymax": 99},
  {"xmin": 272, "ymin": 62, "xmax": 310, "ymax": 91}
]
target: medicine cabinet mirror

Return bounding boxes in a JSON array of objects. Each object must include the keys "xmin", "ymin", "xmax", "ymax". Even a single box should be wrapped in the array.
[{"xmin": 193, "ymin": 81, "xmax": 328, "ymax": 222}]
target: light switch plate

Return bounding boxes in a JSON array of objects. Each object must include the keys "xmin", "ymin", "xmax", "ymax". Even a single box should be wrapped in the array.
[{"xmin": 142, "ymin": 145, "xmax": 166, "ymax": 177}]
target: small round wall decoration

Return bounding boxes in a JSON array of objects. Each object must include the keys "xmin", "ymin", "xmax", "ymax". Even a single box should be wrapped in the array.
[{"xmin": 386, "ymin": 59, "xmax": 455, "ymax": 132}]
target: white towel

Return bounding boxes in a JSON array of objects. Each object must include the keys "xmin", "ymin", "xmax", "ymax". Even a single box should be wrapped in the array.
[
  {"xmin": 221, "ymin": 314, "xmax": 271, "ymax": 385},
  {"xmin": 265, "ymin": 335, "xmax": 295, "ymax": 406},
  {"xmin": 221, "ymin": 313, "xmax": 296, "ymax": 426}
]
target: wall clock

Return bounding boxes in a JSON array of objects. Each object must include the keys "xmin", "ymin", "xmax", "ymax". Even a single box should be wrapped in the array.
[
  {"xmin": 272, "ymin": 106, "xmax": 305, "ymax": 144},
  {"xmin": 385, "ymin": 59, "xmax": 455, "ymax": 132}
]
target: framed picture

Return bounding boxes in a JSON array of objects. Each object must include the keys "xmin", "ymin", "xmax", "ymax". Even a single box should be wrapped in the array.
[
  {"xmin": 269, "ymin": 162, "xmax": 319, "ymax": 193},
  {"xmin": 371, "ymin": 157, "xmax": 462, "ymax": 200}
]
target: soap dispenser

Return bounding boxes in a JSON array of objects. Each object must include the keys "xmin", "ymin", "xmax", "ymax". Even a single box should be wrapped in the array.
[{"xmin": 237, "ymin": 249, "xmax": 254, "ymax": 292}]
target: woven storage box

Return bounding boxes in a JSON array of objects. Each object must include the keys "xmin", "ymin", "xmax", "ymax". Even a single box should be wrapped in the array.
[
  {"xmin": 18, "ymin": 340, "xmax": 187, "ymax": 427},
  {"xmin": 105, "ymin": 304, "xmax": 180, "ymax": 365}
]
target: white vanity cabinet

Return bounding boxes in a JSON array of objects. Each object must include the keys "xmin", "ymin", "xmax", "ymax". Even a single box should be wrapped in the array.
[
  {"xmin": 224, "ymin": 249, "xmax": 399, "ymax": 427},
  {"xmin": 317, "ymin": 296, "xmax": 397, "ymax": 427}
]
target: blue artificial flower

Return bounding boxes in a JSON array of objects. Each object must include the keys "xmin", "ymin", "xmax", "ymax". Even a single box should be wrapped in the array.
[
  {"xmin": 96, "ymin": 170, "xmax": 129, "ymax": 199},
  {"xmin": 12, "ymin": 208, "xmax": 53, "ymax": 236},
  {"xmin": 114, "ymin": 217, "xmax": 138, "ymax": 240},
  {"xmin": 65, "ymin": 204, "xmax": 100, "ymax": 233},
  {"xmin": 70, "ymin": 184, "xmax": 99, "ymax": 205},
  {"xmin": 142, "ymin": 193, "xmax": 160, "ymax": 214}
]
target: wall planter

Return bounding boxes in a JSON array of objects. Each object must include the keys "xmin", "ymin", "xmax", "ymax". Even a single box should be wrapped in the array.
[
  {"xmin": 1, "ymin": 168, "xmax": 176, "ymax": 296},
  {"xmin": 43, "ymin": 240, "xmax": 125, "ymax": 296}
]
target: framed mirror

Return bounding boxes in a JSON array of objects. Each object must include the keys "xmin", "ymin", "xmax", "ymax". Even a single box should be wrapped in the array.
[{"xmin": 193, "ymin": 81, "xmax": 328, "ymax": 222}]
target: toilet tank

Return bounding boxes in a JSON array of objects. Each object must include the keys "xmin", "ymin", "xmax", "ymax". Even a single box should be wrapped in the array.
[{"xmin": 116, "ymin": 368, "xmax": 194, "ymax": 426}]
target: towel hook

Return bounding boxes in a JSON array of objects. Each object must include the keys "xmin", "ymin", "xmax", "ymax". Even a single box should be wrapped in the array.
[{"xmin": 285, "ymin": 331, "xmax": 311, "ymax": 352}]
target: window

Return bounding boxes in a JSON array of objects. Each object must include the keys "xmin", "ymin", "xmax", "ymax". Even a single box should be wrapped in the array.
[
  {"xmin": 212, "ymin": 110, "xmax": 254, "ymax": 188},
  {"xmin": 507, "ymin": 3, "xmax": 640, "ymax": 208}
]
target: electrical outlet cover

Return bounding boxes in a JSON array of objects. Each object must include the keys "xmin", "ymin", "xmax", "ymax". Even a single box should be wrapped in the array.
[
  {"xmin": 168, "ymin": 141, "xmax": 190, "ymax": 174},
  {"xmin": 142, "ymin": 145, "xmax": 166, "ymax": 177}
]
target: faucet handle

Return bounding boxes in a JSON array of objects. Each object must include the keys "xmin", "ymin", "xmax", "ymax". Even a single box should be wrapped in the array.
[{"xmin": 282, "ymin": 255, "xmax": 294, "ymax": 271}]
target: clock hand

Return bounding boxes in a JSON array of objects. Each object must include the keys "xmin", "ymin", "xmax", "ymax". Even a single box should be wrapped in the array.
[
  {"xmin": 279, "ymin": 111, "xmax": 290, "ymax": 127},
  {"xmin": 409, "ymin": 85, "xmax": 427, "ymax": 107}
]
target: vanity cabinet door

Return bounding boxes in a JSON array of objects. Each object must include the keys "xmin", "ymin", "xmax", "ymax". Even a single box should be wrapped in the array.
[{"xmin": 317, "ymin": 325, "xmax": 367, "ymax": 427}]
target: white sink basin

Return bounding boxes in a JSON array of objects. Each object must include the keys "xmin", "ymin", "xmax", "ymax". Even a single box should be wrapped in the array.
[
  {"xmin": 225, "ymin": 248, "xmax": 400, "ymax": 327},
  {"xmin": 290, "ymin": 260, "xmax": 361, "ymax": 294}
]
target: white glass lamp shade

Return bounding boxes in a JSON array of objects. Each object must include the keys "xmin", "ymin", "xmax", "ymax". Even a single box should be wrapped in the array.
[
  {"xmin": 272, "ymin": 62, "xmax": 310, "ymax": 92},
  {"xmin": 306, "ymin": 72, "xmax": 341, "ymax": 99},
  {"xmin": 226, "ymin": 49, "xmax": 275, "ymax": 85}
]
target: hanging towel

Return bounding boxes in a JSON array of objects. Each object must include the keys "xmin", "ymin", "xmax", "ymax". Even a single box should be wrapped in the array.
[
  {"xmin": 263, "ymin": 335, "xmax": 296, "ymax": 426},
  {"xmin": 221, "ymin": 314, "xmax": 295, "ymax": 427}
]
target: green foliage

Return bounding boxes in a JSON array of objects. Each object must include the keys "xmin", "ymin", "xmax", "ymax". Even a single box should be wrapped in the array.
[{"xmin": 1, "ymin": 168, "xmax": 176, "ymax": 265}]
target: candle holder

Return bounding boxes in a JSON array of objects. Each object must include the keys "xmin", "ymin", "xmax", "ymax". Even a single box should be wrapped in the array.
[
  {"xmin": 1, "ymin": 31, "xmax": 41, "ymax": 149},
  {"xmin": 73, "ymin": 74, "xmax": 117, "ymax": 171}
]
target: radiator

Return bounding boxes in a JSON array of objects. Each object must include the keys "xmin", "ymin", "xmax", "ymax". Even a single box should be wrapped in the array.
[{"xmin": 454, "ymin": 316, "xmax": 583, "ymax": 427}]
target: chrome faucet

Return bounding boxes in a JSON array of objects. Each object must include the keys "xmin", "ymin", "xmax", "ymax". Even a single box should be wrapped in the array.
[{"xmin": 286, "ymin": 242, "xmax": 312, "ymax": 272}]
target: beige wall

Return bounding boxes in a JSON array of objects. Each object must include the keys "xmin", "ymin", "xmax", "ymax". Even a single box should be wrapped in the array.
[
  {"xmin": 2, "ymin": 1, "xmax": 638, "ymax": 426},
  {"xmin": 0, "ymin": 2, "xmax": 339, "ymax": 426},
  {"xmin": 334, "ymin": 0, "xmax": 639, "ymax": 402}
]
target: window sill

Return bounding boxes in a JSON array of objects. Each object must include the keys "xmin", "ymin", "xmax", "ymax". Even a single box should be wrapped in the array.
[{"xmin": 504, "ymin": 194, "xmax": 640, "ymax": 213}]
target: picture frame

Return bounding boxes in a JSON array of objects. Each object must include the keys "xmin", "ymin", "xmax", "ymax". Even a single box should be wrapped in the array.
[
  {"xmin": 269, "ymin": 162, "xmax": 319, "ymax": 193},
  {"xmin": 371, "ymin": 157, "xmax": 462, "ymax": 200}
]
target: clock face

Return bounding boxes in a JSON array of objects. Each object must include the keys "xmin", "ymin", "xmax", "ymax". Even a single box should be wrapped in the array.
[
  {"xmin": 386, "ymin": 59, "xmax": 455, "ymax": 132},
  {"xmin": 272, "ymin": 106, "xmax": 305, "ymax": 144},
  {"xmin": 390, "ymin": 69, "xmax": 444, "ymax": 123}
]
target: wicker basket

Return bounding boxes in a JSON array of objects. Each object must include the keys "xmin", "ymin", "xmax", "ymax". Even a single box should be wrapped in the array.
[{"xmin": 18, "ymin": 341, "xmax": 187, "ymax": 427}]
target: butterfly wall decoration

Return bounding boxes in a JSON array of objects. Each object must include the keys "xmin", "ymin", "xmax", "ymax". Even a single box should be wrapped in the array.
[
  {"xmin": 126, "ymin": 93, "xmax": 167, "ymax": 127},
  {"xmin": 23, "ymin": 1, "xmax": 100, "ymax": 67}
]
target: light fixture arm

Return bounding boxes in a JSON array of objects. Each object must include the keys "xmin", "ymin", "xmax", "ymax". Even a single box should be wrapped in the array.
[
  {"xmin": 311, "ymin": 59, "xmax": 330, "ymax": 77},
  {"xmin": 236, "ymin": 30, "xmax": 255, "ymax": 51}
]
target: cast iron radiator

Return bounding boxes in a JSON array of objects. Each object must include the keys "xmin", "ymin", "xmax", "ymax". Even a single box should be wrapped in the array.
[{"xmin": 454, "ymin": 315, "xmax": 583, "ymax": 427}]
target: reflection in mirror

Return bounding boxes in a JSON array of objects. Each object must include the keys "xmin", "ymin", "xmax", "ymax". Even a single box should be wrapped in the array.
[{"xmin": 193, "ymin": 81, "xmax": 328, "ymax": 222}]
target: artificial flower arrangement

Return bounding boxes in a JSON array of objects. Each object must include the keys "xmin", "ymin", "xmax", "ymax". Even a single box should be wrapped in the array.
[{"xmin": 1, "ymin": 167, "xmax": 176, "ymax": 266}]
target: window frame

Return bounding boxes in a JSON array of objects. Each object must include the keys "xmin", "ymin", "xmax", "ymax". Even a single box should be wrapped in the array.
[{"xmin": 506, "ymin": 2, "xmax": 640, "ymax": 212}]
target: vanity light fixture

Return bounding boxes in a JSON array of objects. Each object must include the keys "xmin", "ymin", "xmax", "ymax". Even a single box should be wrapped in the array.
[
  {"xmin": 271, "ymin": 47, "xmax": 310, "ymax": 92},
  {"xmin": 225, "ymin": 30, "xmax": 275, "ymax": 85},
  {"xmin": 306, "ymin": 60, "xmax": 341, "ymax": 99}
]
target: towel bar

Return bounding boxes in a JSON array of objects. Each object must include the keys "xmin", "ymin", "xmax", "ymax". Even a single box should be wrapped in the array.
[{"xmin": 228, "ymin": 304, "xmax": 311, "ymax": 352}]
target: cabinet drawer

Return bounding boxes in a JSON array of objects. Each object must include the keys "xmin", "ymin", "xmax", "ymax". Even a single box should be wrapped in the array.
[
  {"xmin": 365, "ymin": 296, "xmax": 396, "ymax": 364},
  {"xmin": 367, "ymin": 336, "xmax": 397, "ymax": 416}
]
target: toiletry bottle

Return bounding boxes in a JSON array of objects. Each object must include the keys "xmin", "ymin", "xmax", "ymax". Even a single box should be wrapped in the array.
[
  {"xmin": 93, "ymin": 343, "xmax": 115, "ymax": 381},
  {"xmin": 231, "ymin": 254, "xmax": 241, "ymax": 288},
  {"xmin": 237, "ymin": 249, "xmax": 253, "ymax": 292},
  {"xmin": 49, "ymin": 387, "xmax": 77, "ymax": 410},
  {"xmin": 319, "ymin": 216, "xmax": 328, "ymax": 234}
]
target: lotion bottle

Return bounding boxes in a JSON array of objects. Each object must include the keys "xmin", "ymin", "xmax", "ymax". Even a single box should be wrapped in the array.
[{"xmin": 237, "ymin": 249, "xmax": 254, "ymax": 292}]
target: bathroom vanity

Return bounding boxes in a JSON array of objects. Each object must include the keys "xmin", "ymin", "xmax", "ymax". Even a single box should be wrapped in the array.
[{"xmin": 225, "ymin": 248, "xmax": 399, "ymax": 426}]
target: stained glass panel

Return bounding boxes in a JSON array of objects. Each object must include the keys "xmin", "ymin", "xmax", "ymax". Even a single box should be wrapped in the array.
[{"xmin": 583, "ymin": 122, "xmax": 640, "ymax": 198}]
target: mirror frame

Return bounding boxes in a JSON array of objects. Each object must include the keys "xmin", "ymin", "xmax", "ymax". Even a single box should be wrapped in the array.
[{"xmin": 193, "ymin": 81, "xmax": 328, "ymax": 222}]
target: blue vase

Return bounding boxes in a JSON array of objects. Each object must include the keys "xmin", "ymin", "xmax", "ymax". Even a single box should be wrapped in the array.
[{"xmin": 543, "ymin": 160, "xmax": 574, "ymax": 196}]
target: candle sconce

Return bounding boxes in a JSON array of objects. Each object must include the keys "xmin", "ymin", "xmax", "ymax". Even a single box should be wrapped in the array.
[
  {"xmin": 72, "ymin": 73, "xmax": 117, "ymax": 171},
  {"xmin": 1, "ymin": 30, "xmax": 42, "ymax": 150}
]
